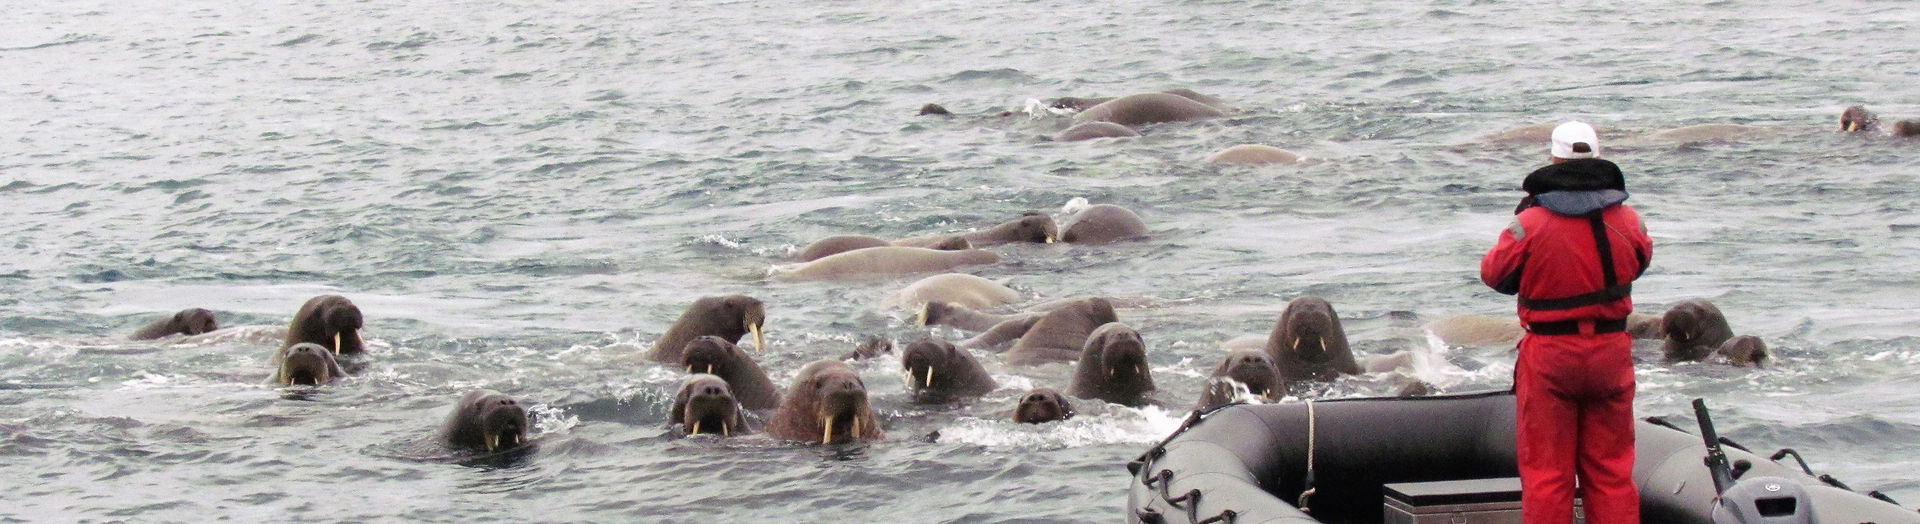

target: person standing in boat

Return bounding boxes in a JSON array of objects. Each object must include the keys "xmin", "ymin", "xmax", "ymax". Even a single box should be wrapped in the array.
[{"xmin": 1481, "ymin": 122, "xmax": 1652, "ymax": 524}]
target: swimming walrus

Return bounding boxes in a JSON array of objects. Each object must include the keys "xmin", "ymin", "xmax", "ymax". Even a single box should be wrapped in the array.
[
  {"xmin": 1005, "ymin": 297, "xmax": 1121, "ymax": 365},
  {"xmin": 771, "ymin": 246, "xmax": 1000, "ymax": 281},
  {"xmin": 680, "ymin": 336, "xmax": 781, "ymax": 411},
  {"xmin": 1053, "ymin": 121, "xmax": 1141, "ymax": 142},
  {"xmin": 1839, "ymin": 105, "xmax": 1920, "ymax": 137},
  {"xmin": 884, "ymin": 273, "xmax": 1022, "ymax": 312},
  {"xmin": 442, "ymin": 390, "xmax": 530, "ymax": 453},
  {"xmin": 1717, "ymin": 335, "xmax": 1770, "ymax": 367},
  {"xmin": 895, "ymin": 213, "xmax": 1058, "ymax": 248},
  {"xmin": 1265, "ymin": 296, "xmax": 1361, "ymax": 382},
  {"xmin": 796, "ymin": 235, "xmax": 969, "ymax": 262},
  {"xmin": 669, "ymin": 374, "xmax": 750, "ymax": 437},
  {"xmin": 1067, "ymin": 323, "xmax": 1155, "ymax": 406},
  {"xmin": 1060, "ymin": 204, "xmax": 1148, "ymax": 244},
  {"xmin": 1426, "ymin": 311, "xmax": 1666, "ymax": 347},
  {"xmin": 901, "ymin": 338, "xmax": 997, "ymax": 404},
  {"xmin": 1203, "ymin": 144, "xmax": 1302, "ymax": 165},
  {"xmin": 1660, "ymin": 299, "xmax": 1734, "ymax": 363},
  {"xmin": 644, "ymin": 295, "xmax": 766, "ymax": 364},
  {"xmin": 131, "ymin": 308, "xmax": 219, "ymax": 340},
  {"xmin": 920, "ymin": 300, "xmax": 1041, "ymax": 331},
  {"xmin": 765, "ymin": 360, "xmax": 883, "ymax": 444},
  {"xmin": 1013, "ymin": 388, "xmax": 1075, "ymax": 424},
  {"xmin": 268, "ymin": 342, "xmax": 345, "ymax": 386},
  {"xmin": 839, "ymin": 335, "xmax": 894, "ymax": 361},
  {"xmin": 285, "ymin": 295, "xmax": 365, "ymax": 357},
  {"xmin": 1195, "ymin": 349, "xmax": 1283, "ymax": 411},
  {"xmin": 1073, "ymin": 92, "xmax": 1225, "ymax": 127},
  {"xmin": 956, "ymin": 314, "xmax": 1046, "ymax": 350}
]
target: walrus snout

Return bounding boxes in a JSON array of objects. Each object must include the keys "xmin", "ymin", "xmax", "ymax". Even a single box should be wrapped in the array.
[
  {"xmin": 681, "ymin": 336, "xmax": 735, "ymax": 376},
  {"xmin": 1718, "ymin": 335, "xmax": 1770, "ymax": 368},
  {"xmin": 1224, "ymin": 353, "xmax": 1281, "ymax": 397},
  {"xmin": 1289, "ymin": 315, "xmax": 1333, "ymax": 360},
  {"xmin": 480, "ymin": 399, "xmax": 529, "ymax": 451},
  {"xmin": 1840, "ymin": 105, "xmax": 1877, "ymax": 133},
  {"xmin": 728, "ymin": 297, "xmax": 767, "ymax": 353},
  {"xmin": 321, "ymin": 301, "xmax": 364, "ymax": 355},
  {"xmin": 901, "ymin": 339, "xmax": 951, "ymax": 390},
  {"xmin": 1100, "ymin": 333, "xmax": 1149, "ymax": 380}
]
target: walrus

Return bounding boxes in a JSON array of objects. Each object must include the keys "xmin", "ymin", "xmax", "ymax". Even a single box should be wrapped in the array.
[
  {"xmin": 268, "ymin": 342, "xmax": 345, "ymax": 386},
  {"xmin": 901, "ymin": 338, "xmax": 997, "ymax": 404},
  {"xmin": 919, "ymin": 103, "xmax": 953, "ymax": 116},
  {"xmin": 1060, "ymin": 204, "xmax": 1148, "ymax": 244},
  {"xmin": 839, "ymin": 335, "xmax": 894, "ymax": 361},
  {"xmin": 1067, "ymin": 323, "xmax": 1155, "ymax": 406},
  {"xmin": 442, "ymin": 390, "xmax": 530, "ymax": 452},
  {"xmin": 131, "ymin": 308, "xmax": 218, "ymax": 340},
  {"xmin": 765, "ymin": 360, "xmax": 883, "ymax": 444},
  {"xmin": 1204, "ymin": 144, "xmax": 1302, "ymax": 165},
  {"xmin": 669, "ymin": 374, "xmax": 750, "ymax": 437},
  {"xmin": 1717, "ymin": 335, "xmax": 1769, "ymax": 367},
  {"xmin": 680, "ymin": 336, "xmax": 780, "ymax": 410},
  {"xmin": 1049, "ymin": 88, "xmax": 1226, "ymax": 112},
  {"xmin": 1637, "ymin": 123, "xmax": 1768, "ymax": 143},
  {"xmin": 1264, "ymin": 296, "xmax": 1361, "ymax": 382},
  {"xmin": 1072, "ymin": 92, "xmax": 1225, "ymax": 127},
  {"xmin": 1661, "ymin": 299, "xmax": 1734, "ymax": 362},
  {"xmin": 1013, "ymin": 388, "xmax": 1075, "ymax": 424},
  {"xmin": 1053, "ymin": 121, "xmax": 1140, "ymax": 142},
  {"xmin": 771, "ymin": 246, "xmax": 1000, "ymax": 281},
  {"xmin": 1006, "ymin": 297, "xmax": 1121, "ymax": 365},
  {"xmin": 644, "ymin": 295, "xmax": 766, "ymax": 364},
  {"xmin": 1426, "ymin": 311, "xmax": 1666, "ymax": 347},
  {"xmin": 920, "ymin": 300, "xmax": 1040, "ymax": 331},
  {"xmin": 284, "ymin": 295, "xmax": 365, "ymax": 357},
  {"xmin": 1195, "ymin": 349, "xmax": 1283, "ymax": 411},
  {"xmin": 1626, "ymin": 312, "xmax": 1665, "ymax": 339},
  {"xmin": 957, "ymin": 314, "xmax": 1046, "ymax": 350},
  {"xmin": 1840, "ymin": 106, "xmax": 1920, "ymax": 137},
  {"xmin": 884, "ymin": 273, "xmax": 1022, "ymax": 312},
  {"xmin": 896, "ymin": 213, "xmax": 1057, "ymax": 248},
  {"xmin": 797, "ymin": 235, "xmax": 969, "ymax": 262}
]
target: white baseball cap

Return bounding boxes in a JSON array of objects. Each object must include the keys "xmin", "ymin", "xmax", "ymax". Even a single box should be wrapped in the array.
[{"xmin": 1550, "ymin": 121, "xmax": 1600, "ymax": 159}]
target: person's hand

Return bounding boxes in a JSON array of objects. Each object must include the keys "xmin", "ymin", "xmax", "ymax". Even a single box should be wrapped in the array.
[{"xmin": 1513, "ymin": 195, "xmax": 1538, "ymax": 215}]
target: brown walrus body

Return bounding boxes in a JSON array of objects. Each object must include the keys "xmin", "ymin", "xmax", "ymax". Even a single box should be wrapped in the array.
[
  {"xmin": 1661, "ymin": 299, "xmax": 1734, "ymax": 362},
  {"xmin": 1013, "ymin": 388, "xmax": 1075, "ymax": 424},
  {"xmin": 284, "ymin": 295, "xmax": 365, "ymax": 357},
  {"xmin": 1054, "ymin": 122, "xmax": 1140, "ymax": 142},
  {"xmin": 1195, "ymin": 349, "xmax": 1283, "ymax": 411},
  {"xmin": 680, "ymin": 336, "xmax": 781, "ymax": 411},
  {"xmin": 644, "ymin": 295, "xmax": 766, "ymax": 364},
  {"xmin": 1717, "ymin": 335, "xmax": 1769, "ymax": 367},
  {"xmin": 901, "ymin": 338, "xmax": 997, "ymax": 403},
  {"xmin": 887, "ymin": 273, "xmax": 1021, "ymax": 312},
  {"xmin": 765, "ymin": 360, "xmax": 883, "ymax": 444},
  {"xmin": 774, "ymin": 247, "xmax": 1000, "ymax": 281},
  {"xmin": 268, "ymin": 342, "xmax": 345, "ymax": 386},
  {"xmin": 921, "ymin": 300, "xmax": 1040, "ymax": 332},
  {"xmin": 1006, "ymin": 298, "xmax": 1120, "ymax": 365},
  {"xmin": 669, "ymin": 374, "xmax": 750, "ymax": 437},
  {"xmin": 1067, "ymin": 323, "xmax": 1155, "ymax": 406},
  {"xmin": 799, "ymin": 235, "xmax": 969, "ymax": 262},
  {"xmin": 442, "ymin": 390, "xmax": 530, "ymax": 453},
  {"xmin": 1060, "ymin": 204, "xmax": 1148, "ymax": 244},
  {"xmin": 1204, "ymin": 144, "xmax": 1301, "ymax": 165},
  {"xmin": 1073, "ymin": 92, "xmax": 1224, "ymax": 127},
  {"xmin": 1264, "ymin": 296, "xmax": 1361, "ymax": 383},
  {"xmin": 131, "ymin": 308, "xmax": 219, "ymax": 340}
]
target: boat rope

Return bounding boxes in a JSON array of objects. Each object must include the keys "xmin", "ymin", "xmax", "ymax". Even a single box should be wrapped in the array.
[{"xmin": 1297, "ymin": 399, "xmax": 1318, "ymax": 514}]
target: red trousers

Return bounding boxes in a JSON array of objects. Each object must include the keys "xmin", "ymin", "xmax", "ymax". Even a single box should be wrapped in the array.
[{"xmin": 1516, "ymin": 331, "xmax": 1639, "ymax": 524}]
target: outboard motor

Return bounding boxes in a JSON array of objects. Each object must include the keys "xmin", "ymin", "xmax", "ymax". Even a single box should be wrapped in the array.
[{"xmin": 1712, "ymin": 477, "xmax": 1816, "ymax": 524}]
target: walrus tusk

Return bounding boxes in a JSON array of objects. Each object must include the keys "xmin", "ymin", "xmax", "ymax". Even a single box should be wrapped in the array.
[
  {"xmin": 1291, "ymin": 336, "xmax": 1299, "ymax": 350},
  {"xmin": 852, "ymin": 416, "xmax": 862, "ymax": 438},
  {"xmin": 487, "ymin": 434, "xmax": 499, "ymax": 452},
  {"xmin": 1108, "ymin": 367, "xmax": 1115, "ymax": 377},
  {"xmin": 687, "ymin": 365, "xmax": 694, "ymax": 374},
  {"xmin": 334, "ymin": 333, "xmax": 342, "ymax": 355},
  {"xmin": 1136, "ymin": 364, "xmax": 1144, "ymax": 377},
  {"xmin": 749, "ymin": 322, "xmax": 764, "ymax": 353},
  {"xmin": 1846, "ymin": 121, "xmax": 1859, "ymax": 132},
  {"xmin": 916, "ymin": 306, "xmax": 929, "ymax": 327},
  {"xmin": 705, "ymin": 364, "xmax": 714, "ymax": 374},
  {"xmin": 692, "ymin": 420, "xmax": 702, "ymax": 435},
  {"xmin": 924, "ymin": 367, "xmax": 934, "ymax": 388},
  {"xmin": 822, "ymin": 415, "xmax": 835, "ymax": 444},
  {"xmin": 722, "ymin": 421, "xmax": 730, "ymax": 437}
]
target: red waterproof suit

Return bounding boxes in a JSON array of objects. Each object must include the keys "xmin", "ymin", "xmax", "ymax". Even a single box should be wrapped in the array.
[{"xmin": 1482, "ymin": 187, "xmax": 1652, "ymax": 524}]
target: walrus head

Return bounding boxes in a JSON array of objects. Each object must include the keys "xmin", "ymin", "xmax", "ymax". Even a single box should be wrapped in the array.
[
  {"xmin": 1661, "ymin": 299, "xmax": 1734, "ymax": 362},
  {"xmin": 177, "ymin": 308, "xmax": 218, "ymax": 336},
  {"xmin": 901, "ymin": 338, "xmax": 957, "ymax": 395},
  {"xmin": 1282, "ymin": 308, "xmax": 1337, "ymax": 361},
  {"xmin": 681, "ymin": 336, "xmax": 741, "ymax": 377},
  {"xmin": 323, "ymin": 302, "xmax": 364, "ymax": 356},
  {"xmin": 1070, "ymin": 322, "xmax": 1155, "ymax": 405},
  {"xmin": 803, "ymin": 361, "xmax": 879, "ymax": 444},
  {"xmin": 1213, "ymin": 350, "xmax": 1282, "ymax": 400},
  {"xmin": 672, "ymin": 374, "xmax": 743, "ymax": 437},
  {"xmin": 1013, "ymin": 388, "xmax": 1074, "ymax": 424},
  {"xmin": 446, "ymin": 391, "xmax": 528, "ymax": 453},
  {"xmin": 1840, "ymin": 106, "xmax": 1879, "ymax": 133},
  {"xmin": 840, "ymin": 335, "xmax": 893, "ymax": 361},
  {"xmin": 926, "ymin": 236, "xmax": 972, "ymax": 251},
  {"xmin": 719, "ymin": 296, "xmax": 767, "ymax": 353},
  {"xmin": 983, "ymin": 213, "xmax": 1058, "ymax": 244},
  {"xmin": 918, "ymin": 103, "xmax": 952, "ymax": 116},
  {"xmin": 1718, "ymin": 335, "xmax": 1769, "ymax": 368},
  {"xmin": 277, "ymin": 342, "xmax": 341, "ymax": 386},
  {"xmin": 1895, "ymin": 120, "xmax": 1920, "ymax": 138}
]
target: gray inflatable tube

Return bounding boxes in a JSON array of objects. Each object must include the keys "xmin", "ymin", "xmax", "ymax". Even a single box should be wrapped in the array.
[{"xmin": 1126, "ymin": 391, "xmax": 1917, "ymax": 524}]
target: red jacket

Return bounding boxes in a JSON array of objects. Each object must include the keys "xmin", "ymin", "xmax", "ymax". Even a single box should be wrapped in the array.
[{"xmin": 1481, "ymin": 203, "xmax": 1652, "ymax": 324}]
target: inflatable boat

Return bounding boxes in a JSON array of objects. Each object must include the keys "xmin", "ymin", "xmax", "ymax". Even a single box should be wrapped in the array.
[{"xmin": 1127, "ymin": 391, "xmax": 1918, "ymax": 523}]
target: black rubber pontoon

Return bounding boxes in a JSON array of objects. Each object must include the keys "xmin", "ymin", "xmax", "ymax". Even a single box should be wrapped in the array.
[{"xmin": 1127, "ymin": 391, "xmax": 1918, "ymax": 523}]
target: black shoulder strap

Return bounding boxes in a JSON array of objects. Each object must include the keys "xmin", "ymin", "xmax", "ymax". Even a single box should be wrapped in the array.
[{"xmin": 1517, "ymin": 212, "xmax": 1629, "ymax": 311}]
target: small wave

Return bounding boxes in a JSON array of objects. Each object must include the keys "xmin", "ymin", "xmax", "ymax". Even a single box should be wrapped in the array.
[
  {"xmin": 935, "ymin": 405, "xmax": 1184, "ymax": 449},
  {"xmin": 1, "ymin": 33, "xmax": 107, "ymax": 51}
]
